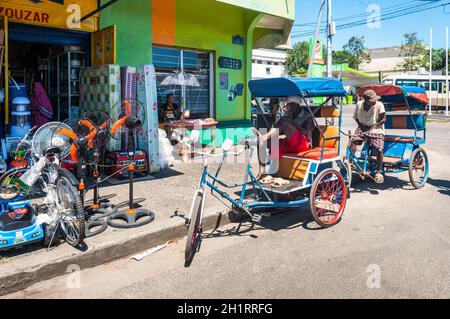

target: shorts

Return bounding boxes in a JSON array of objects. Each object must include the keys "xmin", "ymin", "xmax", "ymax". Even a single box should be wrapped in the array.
[{"xmin": 351, "ymin": 127, "xmax": 385, "ymax": 153}]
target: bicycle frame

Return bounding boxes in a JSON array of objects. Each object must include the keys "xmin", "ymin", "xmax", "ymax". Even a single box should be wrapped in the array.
[{"xmin": 196, "ymin": 146, "xmax": 312, "ymax": 217}]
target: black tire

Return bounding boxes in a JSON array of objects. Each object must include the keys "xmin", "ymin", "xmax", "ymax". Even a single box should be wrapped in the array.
[
  {"xmin": 409, "ymin": 148, "xmax": 429, "ymax": 189},
  {"xmin": 185, "ymin": 190, "xmax": 204, "ymax": 263},
  {"xmin": 343, "ymin": 159, "xmax": 352, "ymax": 190},
  {"xmin": 55, "ymin": 176, "xmax": 86, "ymax": 247},
  {"xmin": 310, "ymin": 169, "xmax": 347, "ymax": 229}
]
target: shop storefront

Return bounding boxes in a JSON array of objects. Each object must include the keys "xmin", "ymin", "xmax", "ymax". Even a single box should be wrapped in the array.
[
  {"xmin": 1, "ymin": 0, "xmax": 293, "ymax": 155},
  {"xmin": 99, "ymin": 0, "xmax": 294, "ymax": 144}
]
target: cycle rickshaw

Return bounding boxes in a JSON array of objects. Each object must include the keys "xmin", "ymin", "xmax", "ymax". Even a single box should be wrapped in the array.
[
  {"xmin": 344, "ymin": 85, "xmax": 429, "ymax": 189},
  {"xmin": 184, "ymin": 77, "xmax": 351, "ymax": 263}
]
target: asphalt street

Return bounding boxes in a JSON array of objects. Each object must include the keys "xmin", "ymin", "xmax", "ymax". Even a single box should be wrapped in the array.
[{"xmin": 5, "ymin": 110, "xmax": 450, "ymax": 299}]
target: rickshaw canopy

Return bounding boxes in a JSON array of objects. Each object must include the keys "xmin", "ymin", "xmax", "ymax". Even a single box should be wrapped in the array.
[
  {"xmin": 249, "ymin": 77, "xmax": 348, "ymax": 98},
  {"xmin": 357, "ymin": 85, "xmax": 428, "ymax": 111}
]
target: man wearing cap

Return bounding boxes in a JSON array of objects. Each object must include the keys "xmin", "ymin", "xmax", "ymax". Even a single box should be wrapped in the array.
[{"xmin": 351, "ymin": 89, "xmax": 387, "ymax": 184}]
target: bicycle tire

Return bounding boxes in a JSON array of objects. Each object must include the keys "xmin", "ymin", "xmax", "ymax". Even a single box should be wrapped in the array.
[
  {"xmin": 56, "ymin": 176, "xmax": 86, "ymax": 247},
  {"xmin": 185, "ymin": 190, "xmax": 204, "ymax": 263}
]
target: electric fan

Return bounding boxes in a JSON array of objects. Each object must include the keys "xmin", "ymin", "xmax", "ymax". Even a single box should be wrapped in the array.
[
  {"xmin": 80, "ymin": 110, "xmax": 118, "ymax": 219},
  {"xmin": 56, "ymin": 118, "xmax": 109, "ymax": 238},
  {"xmin": 107, "ymin": 99, "xmax": 156, "ymax": 229}
]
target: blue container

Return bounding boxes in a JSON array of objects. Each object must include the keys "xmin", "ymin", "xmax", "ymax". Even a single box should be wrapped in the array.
[{"xmin": 9, "ymin": 82, "xmax": 27, "ymax": 106}]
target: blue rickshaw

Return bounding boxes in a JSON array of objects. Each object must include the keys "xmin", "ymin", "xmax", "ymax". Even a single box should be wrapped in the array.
[
  {"xmin": 344, "ymin": 85, "xmax": 430, "ymax": 189},
  {"xmin": 184, "ymin": 77, "xmax": 351, "ymax": 263}
]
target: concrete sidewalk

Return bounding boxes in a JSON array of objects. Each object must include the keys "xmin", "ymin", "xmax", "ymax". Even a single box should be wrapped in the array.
[{"xmin": 0, "ymin": 161, "xmax": 249, "ymax": 296}]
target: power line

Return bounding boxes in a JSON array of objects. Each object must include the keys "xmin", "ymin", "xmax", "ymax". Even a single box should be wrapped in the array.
[
  {"xmin": 293, "ymin": 0, "xmax": 420, "ymax": 27},
  {"xmin": 292, "ymin": 0, "xmax": 443, "ymax": 34},
  {"xmin": 292, "ymin": 1, "xmax": 450, "ymax": 39}
]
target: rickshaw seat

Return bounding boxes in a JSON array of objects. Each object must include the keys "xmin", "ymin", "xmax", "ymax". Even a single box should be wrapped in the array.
[
  {"xmin": 284, "ymin": 147, "xmax": 339, "ymax": 161},
  {"xmin": 384, "ymin": 136, "xmax": 424, "ymax": 144}
]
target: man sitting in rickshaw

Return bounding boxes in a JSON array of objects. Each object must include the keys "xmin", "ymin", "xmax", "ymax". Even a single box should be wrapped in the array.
[
  {"xmin": 253, "ymin": 97, "xmax": 314, "ymax": 178},
  {"xmin": 351, "ymin": 89, "xmax": 387, "ymax": 184}
]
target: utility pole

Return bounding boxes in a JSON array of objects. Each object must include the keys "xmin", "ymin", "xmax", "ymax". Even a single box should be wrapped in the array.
[
  {"xmin": 307, "ymin": 0, "xmax": 325, "ymax": 77},
  {"xmin": 429, "ymin": 28, "xmax": 433, "ymax": 116},
  {"xmin": 327, "ymin": 0, "xmax": 335, "ymax": 78},
  {"xmin": 446, "ymin": 26, "xmax": 449, "ymax": 116}
]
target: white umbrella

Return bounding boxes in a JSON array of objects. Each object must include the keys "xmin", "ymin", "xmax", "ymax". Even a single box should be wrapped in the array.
[{"xmin": 161, "ymin": 71, "xmax": 200, "ymax": 87}]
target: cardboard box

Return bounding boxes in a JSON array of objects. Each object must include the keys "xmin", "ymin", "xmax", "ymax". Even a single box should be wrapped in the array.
[{"xmin": 136, "ymin": 65, "xmax": 161, "ymax": 174}]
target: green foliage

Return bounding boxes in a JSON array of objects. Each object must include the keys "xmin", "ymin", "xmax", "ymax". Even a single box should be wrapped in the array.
[
  {"xmin": 398, "ymin": 32, "xmax": 426, "ymax": 72},
  {"xmin": 332, "ymin": 36, "xmax": 370, "ymax": 69},
  {"xmin": 285, "ymin": 41, "xmax": 309, "ymax": 75},
  {"xmin": 421, "ymin": 48, "xmax": 450, "ymax": 71}
]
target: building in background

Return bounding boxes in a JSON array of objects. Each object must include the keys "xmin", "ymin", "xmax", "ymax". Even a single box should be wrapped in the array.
[
  {"xmin": 360, "ymin": 46, "xmax": 407, "ymax": 77},
  {"xmin": 252, "ymin": 49, "xmax": 287, "ymax": 79}
]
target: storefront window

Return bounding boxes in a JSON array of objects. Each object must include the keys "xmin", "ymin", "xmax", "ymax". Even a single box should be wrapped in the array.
[{"xmin": 153, "ymin": 46, "xmax": 212, "ymax": 118}]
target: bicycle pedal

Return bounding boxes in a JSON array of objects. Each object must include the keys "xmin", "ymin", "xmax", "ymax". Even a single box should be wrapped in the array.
[{"xmin": 252, "ymin": 214, "xmax": 263, "ymax": 223}]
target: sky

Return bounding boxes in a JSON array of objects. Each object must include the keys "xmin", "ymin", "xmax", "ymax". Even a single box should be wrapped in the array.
[{"xmin": 292, "ymin": 0, "xmax": 450, "ymax": 50}]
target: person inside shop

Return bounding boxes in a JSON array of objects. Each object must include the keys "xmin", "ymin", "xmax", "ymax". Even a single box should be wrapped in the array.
[
  {"xmin": 159, "ymin": 93, "xmax": 182, "ymax": 122},
  {"xmin": 253, "ymin": 97, "xmax": 314, "ymax": 178},
  {"xmin": 351, "ymin": 89, "xmax": 387, "ymax": 184}
]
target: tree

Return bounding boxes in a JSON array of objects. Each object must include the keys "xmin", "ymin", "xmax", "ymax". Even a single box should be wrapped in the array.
[
  {"xmin": 398, "ymin": 32, "xmax": 426, "ymax": 72},
  {"xmin": 285, "ymin": 41, "xmax": 309, "ymax": 76},
  {"xmin": 421, "ymin": 48, "xmax": 449, "ymax": 71},
  {"xmin": 332, "ymin": 50, "xmax": 353, "ymax": 65},
  {"xmin": 341, "ymin": 36, "xmax": 371, "ymax": 69}
]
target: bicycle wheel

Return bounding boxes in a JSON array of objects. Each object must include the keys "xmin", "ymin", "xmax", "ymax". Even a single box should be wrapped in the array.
[
  {"xmin": 55, "ymin": 176, "xmax": 86, "ymax": 247},
  {"xmin": 409, "ymin": 148, "xmax": 429, "ymax": 189},
  {"xmin": 310, "ymin": 169, "xmax": 347, "ymax": 228},
  {"xmin": 185, "ymin": 189, "xmax": 204, "ymax": 263},
  {"xmin": 343, "ymin": 159, "xmax": 353, "ymax": 190}
]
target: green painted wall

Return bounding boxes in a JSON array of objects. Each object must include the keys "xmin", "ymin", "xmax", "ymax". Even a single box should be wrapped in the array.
[
  {"xmin": 99, "ymin": 0, "xmax": 291, "ymax": 128},
  {"xmin": 174, "ymin": 0, "xmax": 259, "ymax": 123},
  {"xmin": 100, "ymin": 0, "xmax": 152, "ymax": 66}
]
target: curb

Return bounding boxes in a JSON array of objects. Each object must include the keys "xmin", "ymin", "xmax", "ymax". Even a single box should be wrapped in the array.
[{"xmin": 0, "ymin": 208, "xmax": 230, "ymax": 297}]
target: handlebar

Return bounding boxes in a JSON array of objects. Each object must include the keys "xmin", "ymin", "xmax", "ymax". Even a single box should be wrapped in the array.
[
  {"xmin": 15, "ymin": 126, "xmax": 37, "ymax": 154},
  {"xmin": 193, "ymin": 146, "xmax": 248, "ymax": 159},
  {"xmin": 340, "ymin": 127, "xmax": 376, "ymax": 138}
]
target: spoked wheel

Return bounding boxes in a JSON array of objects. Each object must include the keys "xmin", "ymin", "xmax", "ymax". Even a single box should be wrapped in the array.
[
  {"xmin": 310, "ymin": 169, "xmax": 347, "ymax": 228},
  {"xmin": 409, "ymin": 148, "xmax": 429, "ymax": 189},
  {"xmin": 185, "ymin": 189, "xmax": 204, "ymax": 264},
  {"xmin": 56, "ymin": 176, "xmax": 85, "ymax": 247}
]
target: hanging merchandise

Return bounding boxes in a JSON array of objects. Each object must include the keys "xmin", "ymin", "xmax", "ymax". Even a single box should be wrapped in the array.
[
  {"xmin": 107, "ymin": 100, "xmax": 156, "ymax": 229},
  {"xmin": 30, "ymin": 82, "xmax": 54, "ymax": 128}
]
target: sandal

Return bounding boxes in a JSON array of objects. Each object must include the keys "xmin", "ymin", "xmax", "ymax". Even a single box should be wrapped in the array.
[
  {"xmin": 374, "ymin": 173, "xmax": 384, "ymax": 184},
  {"xmin": 259, "ymin": 175, "xmax": 274, "ymax": 184},
  {"xmin": 271, "ymin": 178, "xmax": 291, "ymax": 188}
]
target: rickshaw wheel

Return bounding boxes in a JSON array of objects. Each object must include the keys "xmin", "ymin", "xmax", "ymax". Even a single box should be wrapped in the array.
[
  {"xmin": 344, "ymin": 159, "xmax": 353, "ymax": 190},
  {"xmin": 310, "ymin": 169, "xmax": 347, "ymax": 228},
  {"xmin": 409, "ymin": 148, "xmax": 429, "ymax": 189},
  {"xmin": 185, "ymin": 191, "xmax": 203, "ymax": 263}
]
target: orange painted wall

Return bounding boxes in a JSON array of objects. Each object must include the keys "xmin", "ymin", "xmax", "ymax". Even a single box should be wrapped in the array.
[{"xmin": 152, "ymin": 0, "xmax": 176, "ymax": 46}]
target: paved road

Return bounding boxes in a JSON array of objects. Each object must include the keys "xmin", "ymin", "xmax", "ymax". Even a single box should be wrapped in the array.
[{"xmin": 5, "ymin": 118, "xmax": 450, "ymax": 299}]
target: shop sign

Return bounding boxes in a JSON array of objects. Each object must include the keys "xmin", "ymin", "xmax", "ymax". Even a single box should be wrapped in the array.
[
  {"xmin": 308, "ymin": 37, "xmax": 325, "ymax": 65},
  {"xmin": 232, "ymin": 35, "xmax": 244, "ymax": 45},
  {"xmin": 0, "ymin": 0, "xmax": 98, "ymax": 31}
]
